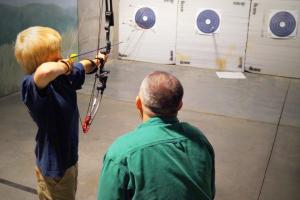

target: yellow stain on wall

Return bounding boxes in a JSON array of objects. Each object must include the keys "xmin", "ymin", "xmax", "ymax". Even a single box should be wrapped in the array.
[
  {"xmin": 176, "ymin": 53, "xmax": 190, "ymax": 61},
  {"xmin": 216, "ymin": 58, "xmax": 227, "ymax": 70},
  {"xmin": 215, "ymin": 45, "xmax": 237, "ymax": 70}
]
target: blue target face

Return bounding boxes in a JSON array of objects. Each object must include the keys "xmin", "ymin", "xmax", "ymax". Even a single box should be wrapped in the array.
[
  {"xmin": 197, "ymin": 10, "xmax": 220, "ymax": 34},
  {"xmin": 135, "ymin": 7, "xmax": 156, "ymax": 29},
  {"xmin": 269, "ymin": 11, "xmax": 296, "ymax": 37}
]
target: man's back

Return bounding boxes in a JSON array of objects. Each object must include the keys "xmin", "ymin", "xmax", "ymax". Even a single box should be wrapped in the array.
[{"xmin": 98, "ymin": 116, "xmax": 215, "ymax": 200}]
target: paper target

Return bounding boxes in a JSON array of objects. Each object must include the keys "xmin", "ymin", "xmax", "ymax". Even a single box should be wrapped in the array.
[
  {"xmin": 135, "ymin": 7, "xmax": 156, "ymax": 29},
  {"xmin": 269, "ymin": 11, "xmax": 297, "ymax": 38},
  {"xmin": 197, "ymin": 9, "xmax": 220, "ymax": 34}
]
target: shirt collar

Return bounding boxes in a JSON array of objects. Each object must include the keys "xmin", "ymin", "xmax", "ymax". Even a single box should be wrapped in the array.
[{"xmin": 137, "ymin": 116, "xmax": 179, "ymax": 129}]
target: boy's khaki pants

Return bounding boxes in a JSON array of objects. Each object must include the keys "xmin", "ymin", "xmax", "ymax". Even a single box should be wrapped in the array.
[{"xmin": 35, "ymin": 164, "xmax": 78, "ymax": 200}]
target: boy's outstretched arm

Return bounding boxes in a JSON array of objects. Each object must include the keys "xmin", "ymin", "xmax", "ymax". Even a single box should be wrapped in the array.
[
  {"xmin": 33, "ymin": 53, "xmax": 108, "ymax": 90},
  {"xmin": 34, "ymin": 61, "xmax": 71, "ymax": 89}
]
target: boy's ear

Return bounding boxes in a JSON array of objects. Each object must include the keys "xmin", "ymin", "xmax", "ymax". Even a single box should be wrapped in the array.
[{"xmin": 136, "ymin": 96, "xmax": 142, "ymax": 110}]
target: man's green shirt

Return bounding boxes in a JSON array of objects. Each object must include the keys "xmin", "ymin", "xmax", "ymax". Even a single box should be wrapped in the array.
[{"xmin": 98, "ymin": 117, "xmax": 215, "ymax": 200}]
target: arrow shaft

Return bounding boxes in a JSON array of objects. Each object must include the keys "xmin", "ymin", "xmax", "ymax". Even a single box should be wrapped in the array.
[{"xmin": 70, "ymin": 42, "xmax": 122, "ymax": 58}]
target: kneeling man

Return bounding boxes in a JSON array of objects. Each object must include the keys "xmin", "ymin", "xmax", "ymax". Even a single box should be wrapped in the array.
[{"xmin": 98, "ymin": 71, "xmax": 215, "ymax": 200}]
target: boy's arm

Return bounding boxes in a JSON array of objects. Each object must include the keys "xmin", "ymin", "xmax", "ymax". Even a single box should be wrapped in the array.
[
  {"xmin": 33, "ymin": 61, "xmax": 69, "ymax": 89},
  {"xmin": 34, "ymin": 53, "xmax": 107, "ymax": 89},
  {"xmin": 79, "ymin": 53, "xmax": 108, "ymax": 74}
]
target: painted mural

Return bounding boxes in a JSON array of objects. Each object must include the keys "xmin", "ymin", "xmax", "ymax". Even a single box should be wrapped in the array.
[{"xmin": 0, "ymin": 0, "xmax": 78, "ymax": 97}]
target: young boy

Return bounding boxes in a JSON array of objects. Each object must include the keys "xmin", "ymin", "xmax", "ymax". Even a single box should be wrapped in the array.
[{"xmin": 15, "ymin": 26, "xmax": 107, "ymax": 200}]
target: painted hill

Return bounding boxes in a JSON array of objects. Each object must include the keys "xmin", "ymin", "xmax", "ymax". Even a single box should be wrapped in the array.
[{"xmin": 0, "ymin": 3, "xmax": 77, "ymax": 45}]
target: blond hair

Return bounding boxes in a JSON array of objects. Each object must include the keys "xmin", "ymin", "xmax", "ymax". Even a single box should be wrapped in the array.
[{"xmin": 15, "ymin": 26, "xmax": 62, "ymax": 74}]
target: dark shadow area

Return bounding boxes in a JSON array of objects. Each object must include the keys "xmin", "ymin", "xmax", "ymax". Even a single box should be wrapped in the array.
[{"xmin": 0, "ymin": 178, "xmax": 37, "ymax": 195}]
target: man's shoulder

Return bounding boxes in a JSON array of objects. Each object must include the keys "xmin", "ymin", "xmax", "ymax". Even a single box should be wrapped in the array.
[
  {"xmin": 105, "ymin": 121, "xmax": 212, "ymax": 159},
  {"xmin": 110, "ymin": 130, "xmax": 137, "ymax": 149},
  {"xmin": 181, "ymin": 122, "xmax": 214, "ymax": 153},
  {"xmin": 180, "ymin": 122, "xmax": 205, "ymax": 137},
  {"xmin": 105, "ymin": 123, "xmax": 176, "ymax": 161},
  {"xmin": 105, "ymin": 129, "xmax": 141, "ymax": 161}
]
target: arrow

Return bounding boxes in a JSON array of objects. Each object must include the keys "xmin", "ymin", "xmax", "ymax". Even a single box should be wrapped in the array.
[{"xmin": 69, "ymin": 42, "xmax": 123, "ymax": 59}]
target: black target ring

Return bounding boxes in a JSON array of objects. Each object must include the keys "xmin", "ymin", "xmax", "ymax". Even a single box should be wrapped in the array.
[
  {"xmin": 197, "ymin": 10, "xmax": 220, "ymax": 34},
  {"xmin": 269, "ymin": 11, "xmax": 296, "ymax": 37},
  {"xmin": 135, "ymin": 7, "xmax": 156, "ymax": 29}
]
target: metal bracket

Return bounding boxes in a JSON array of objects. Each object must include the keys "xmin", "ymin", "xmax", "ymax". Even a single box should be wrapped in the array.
[
  {"xmin": 180, "ymin": 1, "xmax": 185, "ymax": 12},
  {"xmin": 252, "ymin": 3, "xmax": 259, "ymax": 15}
]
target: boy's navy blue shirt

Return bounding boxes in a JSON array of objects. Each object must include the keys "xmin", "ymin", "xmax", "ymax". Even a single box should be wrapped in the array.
[{"xmin": 21, "ymin": 63, "xmax": 85, "ymax": 177}]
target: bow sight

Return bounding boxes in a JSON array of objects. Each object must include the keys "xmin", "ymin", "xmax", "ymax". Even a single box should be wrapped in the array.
[{"xmin": 103, "ymin": 0, "xmax": 114, "ymax": 54}]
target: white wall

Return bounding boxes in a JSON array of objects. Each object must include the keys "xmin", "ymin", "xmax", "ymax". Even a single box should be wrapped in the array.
[{"xmin": 78, "ymin": 0, "xmax": 300, "ymax": 78}]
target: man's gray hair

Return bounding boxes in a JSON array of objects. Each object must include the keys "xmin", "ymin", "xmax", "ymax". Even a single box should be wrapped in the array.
[{"xmin": 139, "ymin": 71, "xmax": 184, "ymax": 116}]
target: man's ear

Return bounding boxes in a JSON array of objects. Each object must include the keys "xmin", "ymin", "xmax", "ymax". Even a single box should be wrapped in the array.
[
  {"xmin": 136, "ymin": 96, "xmax": 142, "ymax": 111},
  {"xmin": 178, "ymin": 100, "xmax": 183, "ymax": 111}
]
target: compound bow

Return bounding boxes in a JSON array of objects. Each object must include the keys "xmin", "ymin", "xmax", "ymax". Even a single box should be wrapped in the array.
[{"xmin": 81, "ymin": 0, "xmax": 114, "ymax": 133}]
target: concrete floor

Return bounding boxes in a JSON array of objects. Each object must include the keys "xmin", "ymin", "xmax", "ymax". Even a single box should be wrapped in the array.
[{"xmin": 0, "ymin": 59, "xmax": 299, "ymax": 200}]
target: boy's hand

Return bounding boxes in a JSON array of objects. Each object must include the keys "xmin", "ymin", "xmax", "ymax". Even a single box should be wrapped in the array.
[{"xmin": 95, "ymin": 53, "xmax": 108, "ymax": 68}]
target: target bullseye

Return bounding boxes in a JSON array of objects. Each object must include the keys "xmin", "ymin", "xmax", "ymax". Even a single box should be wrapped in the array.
[
  {"xmin": 205, "ymin": 19, "xmax": 211, "ymax": 25},
  {"xmin": 197, "ymin": 9, "xmax": 220, "ymax": 34},
  {"xmin": 135, "ymin": 7, "xmax": 156, "ymax": 29},
  {"xmin": 269, "ymin": 11, "xmax": 296, "ymax": 37}
]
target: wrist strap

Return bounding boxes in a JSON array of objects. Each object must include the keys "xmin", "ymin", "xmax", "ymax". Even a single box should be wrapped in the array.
[
  {"xmin": 86, "ymin": 59, "xmax": 98, "ymax": 74},
  {"xmin": 59, "ymin": 60, "xmax": 71, "ymax": 74}
]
